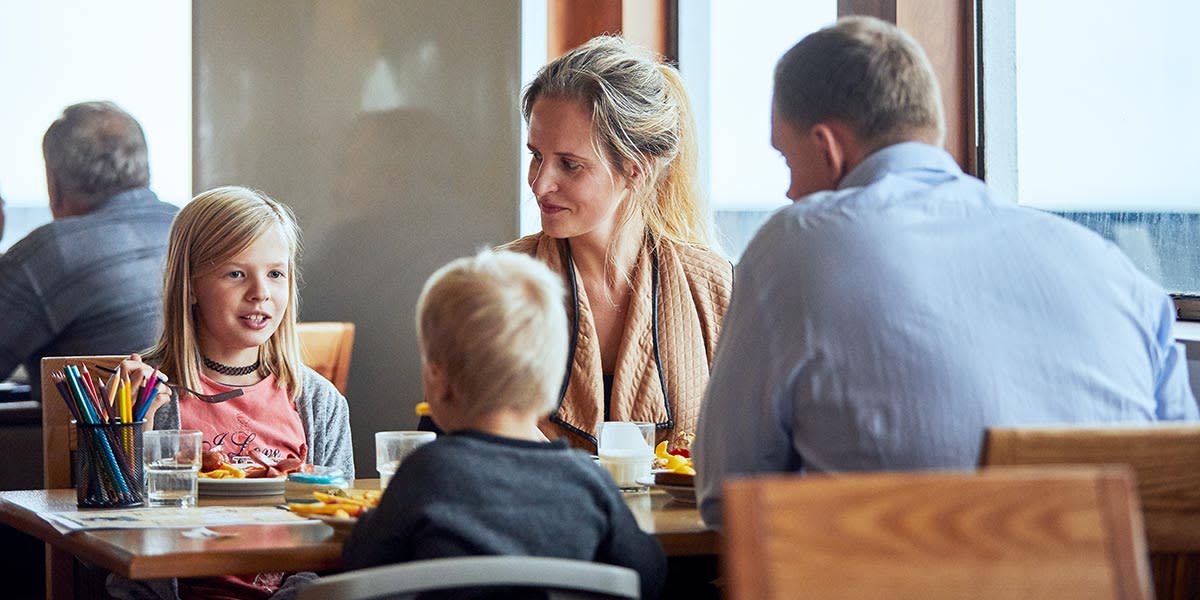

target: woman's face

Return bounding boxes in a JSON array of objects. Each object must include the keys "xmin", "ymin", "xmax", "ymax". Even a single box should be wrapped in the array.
[
  {"xmin": 527, "ymin": 96, "xmax": 630, "ymax": 245},
  {"xmin": 191, "ymin": 225, "xmax": 291, "ymax": 362}
]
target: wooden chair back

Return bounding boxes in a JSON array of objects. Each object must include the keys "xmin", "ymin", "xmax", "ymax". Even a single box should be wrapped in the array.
[
  {"xmin": 297, "ymin": 321, "xmax": 355, "ymax": 395},
  {"xmin": 722, "ymin": 467, "xmax": 1152, "ymax": 600},
  {"xmin": 40, "ymin": 355, "xmax": 125, "ymax": 490},
  {"xmin": 983, "ymin": 426, "xmax": 1200, "ymax": 600}
]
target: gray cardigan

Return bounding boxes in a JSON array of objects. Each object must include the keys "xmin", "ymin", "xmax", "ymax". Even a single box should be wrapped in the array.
[{"xmin": 154, "ymin": 365, "xmax": 355, "ymax": 479}]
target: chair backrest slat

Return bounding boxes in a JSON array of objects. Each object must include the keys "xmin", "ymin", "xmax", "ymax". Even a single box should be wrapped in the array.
[
  {"xmin": 983, "ymin": 425, "xmax": 1200, "ymax": 600},
  {"xmin": 297, "ymin": 321, "xmax": 355, "ymax": 395},
  {"xmin": 722, "ymin": 467, "xmax": 1152, "ymax": 600},
  {"xmin": 41, "ymin": 355, "xmax": 125, "ymax": 489}
]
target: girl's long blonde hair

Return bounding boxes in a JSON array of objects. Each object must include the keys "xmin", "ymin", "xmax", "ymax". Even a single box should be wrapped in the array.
[
  {"xmin": 144, "ymin": 186, "xmax": 305, "ymax": 397},
  {"xmin": 523, "ymin": 35, "xmax": 714, "ymax": 249}
]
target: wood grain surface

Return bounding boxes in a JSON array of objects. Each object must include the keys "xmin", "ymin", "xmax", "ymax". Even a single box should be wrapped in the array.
[
  {"xmin": 722, "ymin": 467, "xmax": 1151, "ymax": 600},
  {"xmin": 984, "ymin": 425, "xmax": 1200, "ymax": 600}
]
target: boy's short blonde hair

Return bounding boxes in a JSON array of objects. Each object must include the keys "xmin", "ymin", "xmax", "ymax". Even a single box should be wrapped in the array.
[{"xmin": 416, "ymin": 250, "xmax": 568, "ymax": 419}]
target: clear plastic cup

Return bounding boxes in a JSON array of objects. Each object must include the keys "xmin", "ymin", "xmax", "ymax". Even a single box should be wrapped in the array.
[
  {"xmin": 375, "ymin": 431, "xmax": 435, "ymax": 489},
  {"xmin": 597, "ymin": 421, "xmax": 655, "ymax": 491}
]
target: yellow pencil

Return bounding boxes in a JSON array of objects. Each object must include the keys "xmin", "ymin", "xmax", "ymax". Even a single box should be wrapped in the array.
[{"xmin": 121, "ymin": 377, "xmax": 130, "ymax": 423}]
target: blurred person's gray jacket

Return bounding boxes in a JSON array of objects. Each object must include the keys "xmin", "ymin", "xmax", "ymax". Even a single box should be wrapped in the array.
[{"xmin": 0, "ymin": 187, "xmax": 177, "ymax": 398}]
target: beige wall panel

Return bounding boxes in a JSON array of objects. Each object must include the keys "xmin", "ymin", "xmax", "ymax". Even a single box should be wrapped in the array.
[{"xmin": 194, "ymin": 1, "xmax": 523, "ymax": 475}]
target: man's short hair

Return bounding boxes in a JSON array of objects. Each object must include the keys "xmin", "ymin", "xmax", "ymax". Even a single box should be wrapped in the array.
[
  {"xmin": 416, "ymin": 250, "xmax": 569, "ymax": 420},
  {"xmin": 42, "ymin": 101, "xmax": 149, "ymax": 199},
  {"xmin": 774, "ymin": 16, "xmax": 945, "ymax": 149}
]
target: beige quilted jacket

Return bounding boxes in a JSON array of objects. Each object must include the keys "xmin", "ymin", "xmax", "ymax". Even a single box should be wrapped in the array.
[{"xmin": 501, "ymin": 233, "xmax": 733, "ymax": 451}]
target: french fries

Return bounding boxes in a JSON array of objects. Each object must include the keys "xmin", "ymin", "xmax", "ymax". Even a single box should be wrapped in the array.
[
  {"xmin": 287, "ymin": 489, "xmax": 382, "ymax": 519},
  {"xmin": 198, "ymin": 463, "xmax": 246, "ymax": 479}
]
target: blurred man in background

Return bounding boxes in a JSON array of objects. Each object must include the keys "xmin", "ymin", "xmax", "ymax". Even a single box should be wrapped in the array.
[{"xmin": 0, "ymin": 101, "xmax": 177, "ymax": 398}]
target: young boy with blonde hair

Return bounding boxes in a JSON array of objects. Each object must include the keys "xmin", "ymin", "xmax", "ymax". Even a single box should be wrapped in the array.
[{"xmin": 343, "ymin": 250, "xmax": 665, "ymax": 598}]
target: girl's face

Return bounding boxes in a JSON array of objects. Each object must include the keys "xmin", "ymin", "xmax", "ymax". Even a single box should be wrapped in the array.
[
  {"xmin": 191, "ymin": 225, "xmax": 291, "ymax": 363},
  {"xmin": 527, "ymin": 96, "xmax": 631, "ymax": 247}
]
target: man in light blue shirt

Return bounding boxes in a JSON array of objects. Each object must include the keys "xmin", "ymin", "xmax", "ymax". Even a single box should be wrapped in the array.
[{"xmin": 694, "ymin": 16, "xmax": 1198, "ymax": 528}]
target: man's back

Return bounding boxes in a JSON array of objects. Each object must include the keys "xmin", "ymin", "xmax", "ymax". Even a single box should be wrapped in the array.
[
  {"xmin": 697, "ymin": 142, "xmax": 1196, "ymax": 523},
  {"xmin": 0, "ymin": 187, "xmax": 177, "ymax": 395}
]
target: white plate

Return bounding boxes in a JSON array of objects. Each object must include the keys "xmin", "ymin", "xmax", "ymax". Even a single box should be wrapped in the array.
[
  {"xmin": 311, "ymin": 514, "xmax": 358, "ymax": 535},
  {"xmin": 637, "ymin": 476, "xmax": 697, "ymax": 504},
  {"xmin": 198, "ymin": 476, "xmax": 286, "ymax": 497}
]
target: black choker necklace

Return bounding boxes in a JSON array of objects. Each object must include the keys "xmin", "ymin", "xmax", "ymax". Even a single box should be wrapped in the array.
[{"xmin": 202, "ymin": 356, "xmax": 260, "ymax": 376}]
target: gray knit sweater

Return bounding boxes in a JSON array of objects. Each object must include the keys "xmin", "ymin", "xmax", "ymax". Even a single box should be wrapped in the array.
[
  {"xmin": 153, "ymin": 365, "xmax": 355, "ymax": 479},
  {"xmin": 343, "ymin": 430, "xmax": 665, "ymax": 599}
]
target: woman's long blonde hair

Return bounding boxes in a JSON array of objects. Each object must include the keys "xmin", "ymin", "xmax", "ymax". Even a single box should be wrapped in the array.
[
  {"xmin": 523, "ymin": 35, "xmax": 714, "ymax": 249},
  {"xmin": 144, "ymin": 186, "xmax": 305, "ymax": 397}
]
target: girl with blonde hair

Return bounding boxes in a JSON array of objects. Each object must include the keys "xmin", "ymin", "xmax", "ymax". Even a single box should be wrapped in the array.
[
  {"xmin": 501, "ymin": 35, "xmax": 733, "ymax": 451},
  {"xmin": 128, "ymin": 185, "xmax": 352, "ymax": 475},
  {"xmin": 113, "ymin": 186, "xmax": 352, "ymax": 598}
]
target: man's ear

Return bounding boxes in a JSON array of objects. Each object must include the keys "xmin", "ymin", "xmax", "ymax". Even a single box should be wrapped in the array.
[
  {"xmin": 810, "ymin": 123, "xmax": 848, "ymax": 183},
  {"xmin": 46, "ymin": 168, "xmax": 64, "ymax": 217}
]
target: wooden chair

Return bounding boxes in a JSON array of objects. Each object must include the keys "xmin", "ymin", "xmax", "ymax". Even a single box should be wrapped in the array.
[
  {"xmin": 983, "ymin": 426, "xmax": 1200, "ymax": 600},
  {"xmin": 721, "ymin": 467, "xmax": 1152, "ymax": 600},
  {"xmin": 297, "ymin": 321, "xmax": 355, "ymax": 395},
  {"xmin": 39, "ymin": 355, "xmax": 126, "ymax": 600}
]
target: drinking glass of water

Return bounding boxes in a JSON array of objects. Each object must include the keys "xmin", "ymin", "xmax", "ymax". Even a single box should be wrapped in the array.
[
  {"xmin": 143, "ymin": 430, "xmax": 202, "ymax": 507},
  {"xmin": 375, "ymin": 431, "xmax": 435, "ymax": 490}
]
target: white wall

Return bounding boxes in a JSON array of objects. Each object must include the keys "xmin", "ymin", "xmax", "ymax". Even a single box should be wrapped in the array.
[{"xmin": 193, "ymin": 1, "xmax": 523, "ymax": 476}]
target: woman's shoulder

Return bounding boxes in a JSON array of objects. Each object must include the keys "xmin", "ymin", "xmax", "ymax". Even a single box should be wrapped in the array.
[
  {"xmin": 659, "ymin": 239, "xmax": 733, "ymax": 295},
  {"xmin": 495, "ymin": 232, "xmax": 546, "ymax": 256}
]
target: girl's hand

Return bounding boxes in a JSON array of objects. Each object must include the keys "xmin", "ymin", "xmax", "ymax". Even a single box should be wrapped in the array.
[{"xmin": 118, "ymin": 353, "xmax": 172, "ymax": 426}]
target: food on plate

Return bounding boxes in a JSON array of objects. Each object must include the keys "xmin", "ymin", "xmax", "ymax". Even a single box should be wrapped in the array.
[
  {"xmin": 198, "ymin": 446, "xmax": 310, "ymax": 479},
  {"xmin": 199, "ymin": 446, "xmax": 247, "ymax": 479},
  {"xmin": 242, "ymin": 448, "xmax": 304, "ymax": 479},
  {"xmin": 198, "ymin": 463, "xmax": 247, "ymax": 479},
  {"xmin": 653, "ymin": 431, "xmax": 695, "ymax": 476},
  {"xmin": 200, "ymin": 448, "xmax": 225, "ymax": 472},
  {"xmin": 287, "ymin": 489, "xmax": 383, "ymax": 519},
  {"xmin": 669, "ymin": 430, "xmax": 694, "ymax": 458}
]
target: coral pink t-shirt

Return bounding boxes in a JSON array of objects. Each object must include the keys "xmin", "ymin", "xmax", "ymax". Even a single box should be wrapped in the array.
[{"xmin": 180, "ymin": 373, "xmax": 308, "ymax": 463}]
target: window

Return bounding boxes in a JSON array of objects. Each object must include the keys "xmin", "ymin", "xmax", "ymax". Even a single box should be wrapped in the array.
[
  {"xmin": 0, "ymin": 0, "xmax": 190, "ymax": 252},
  {"xmin": 679, "ymin": 1, "xmax": 836, "ymax": 260},
  {"xmin": 981, "ymin": 0, "xmax": 1200, "ymax": 307}
]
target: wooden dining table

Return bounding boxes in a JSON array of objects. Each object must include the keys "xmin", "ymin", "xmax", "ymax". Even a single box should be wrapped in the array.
[{"xmin": 0, "ymin": 479, "xmax": 715, "ymax": 600}]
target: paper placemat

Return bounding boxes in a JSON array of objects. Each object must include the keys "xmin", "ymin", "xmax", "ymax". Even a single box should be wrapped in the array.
[{"xmin": 43, "ymin": 505, "xmax": 315, "ymax": 533}]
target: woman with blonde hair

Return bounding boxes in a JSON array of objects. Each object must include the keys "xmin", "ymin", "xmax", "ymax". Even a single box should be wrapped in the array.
[{"xmin": 502, "ymin": 35, "xmax": 733, "ymax": 451}]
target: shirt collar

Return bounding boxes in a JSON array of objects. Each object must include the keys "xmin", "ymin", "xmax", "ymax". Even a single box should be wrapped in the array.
[
  {"xmin": 838, "ymin": 142, "xmax": 963, "ymax": 190},
  {"xmin": 91, "ymin": 186, "xmax": 157, "ymax": 213}
]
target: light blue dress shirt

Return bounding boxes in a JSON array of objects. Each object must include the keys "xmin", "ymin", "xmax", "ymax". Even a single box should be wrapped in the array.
[{"xmin": 695, "ymin": 142, "xmax": 1198, "ymax": 527}]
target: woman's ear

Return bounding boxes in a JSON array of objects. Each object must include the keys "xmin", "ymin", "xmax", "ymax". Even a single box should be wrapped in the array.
[{"xmin": 622, "ymin": 158, "xmax": 647, "ymax": 189}]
